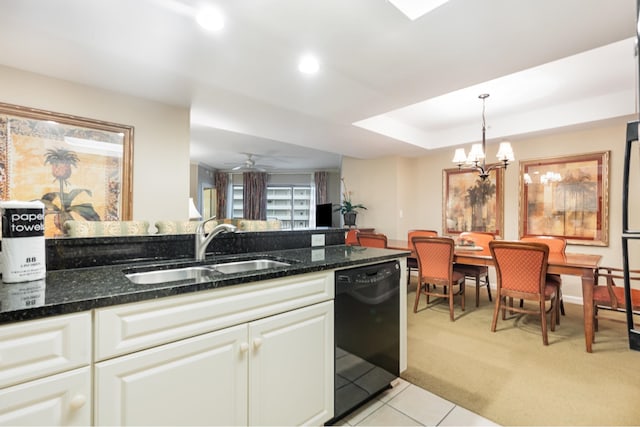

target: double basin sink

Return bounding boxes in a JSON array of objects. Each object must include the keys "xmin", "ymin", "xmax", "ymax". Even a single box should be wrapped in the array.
[{"xmin": 125, "ymin": 258, "xmax": 292, "ymax": 285}]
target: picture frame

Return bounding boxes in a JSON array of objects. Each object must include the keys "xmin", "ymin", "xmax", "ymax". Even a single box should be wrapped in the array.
[
  {"xmin": 519, "ymin": 151, "xmax": 609, "ymax": 246},
  {"xmin": 442, "ymin": 165, "xmax": 504, "ymax": 238},
  {"xmin": 0, "ymin": 102, "xmax": 134, "ymax": 237}
]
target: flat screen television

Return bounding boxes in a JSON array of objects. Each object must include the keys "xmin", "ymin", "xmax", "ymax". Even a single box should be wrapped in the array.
[{"xmin": 315, "ymin": 203, "xmax": 333, "ymax": 227}]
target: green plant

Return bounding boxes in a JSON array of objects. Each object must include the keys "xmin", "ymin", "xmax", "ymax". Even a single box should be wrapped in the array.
[
  {"xmin": 40, "ymin": 147, "xmax": 100, "ymax": 233},
  {"xmin": 334, "ymin": 178, "xmax": 367, "ymax": 214}
]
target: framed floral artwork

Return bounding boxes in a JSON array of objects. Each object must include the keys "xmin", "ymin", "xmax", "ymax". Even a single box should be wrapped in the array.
[
  {"xmin": 519, "ymin": 151, "xmax": 609, "ymax": 246},
  {"xmin": 0, "ymin": 102, "xmax": 134, "ymax": 237},
  {"xmin": 442, "ymin": 166, "xmax": 504, "ymax": 238}
]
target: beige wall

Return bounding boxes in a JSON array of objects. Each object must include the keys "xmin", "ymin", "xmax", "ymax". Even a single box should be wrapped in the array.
[
  {"xmin": 0, "ymin": 65, "xmax": 191, "ymax": 224},
  {"xmin": 342, "ymin": 117, "xmax": 638, "ymax": 302}
]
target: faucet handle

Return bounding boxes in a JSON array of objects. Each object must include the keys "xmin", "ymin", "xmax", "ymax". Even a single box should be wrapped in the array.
[{"xmin": 196, "ymin": 216, "xmax": 217, "ymax": 234}]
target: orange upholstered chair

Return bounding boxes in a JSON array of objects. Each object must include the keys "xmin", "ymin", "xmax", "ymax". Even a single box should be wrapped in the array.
[
  {"xmin": 357, "ymin": 232, "xmax": 388, "ymax": 248},
  {"xmin": 489, "ymin": 241, "xmax": 558, "ymax": 345},
  {"xmin": 406, "ymin": 229, "xmax": 438, "ymax": 284},
  {"xmin": 345, "ymin": 229, "xmax": 359, "ymax": 245},
  {"xmin": 521, "ymin": 236, "xmax": 566, "ymax": 321},
  {"xmin": 412, "ymin": 236, "xmax": 465, "ymax": 321},
  {"xmin": 453, "ymin": 231, "xmax": 495, "ymax": 307},
  {"xmin": 592, "ymin": 267, "xmax": 640, "ymax": 336}
]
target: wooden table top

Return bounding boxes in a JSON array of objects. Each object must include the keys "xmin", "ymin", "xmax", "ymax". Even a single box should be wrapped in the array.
[{"xmin": 387, "ymin": 239, "xmax": 602, "ymax": 271}]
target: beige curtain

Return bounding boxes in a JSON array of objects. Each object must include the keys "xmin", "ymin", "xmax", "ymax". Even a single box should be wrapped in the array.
[
  {"xmin": 243, "ymin": 172, "xmax": 268, "ymax": 219},
  {"xmin": 314, "ymin": 171, "xmax": 328, "ymax": 204},
  {"xmin": 214, "ymin": 171, "xmax": 228, "ymax": 219}
]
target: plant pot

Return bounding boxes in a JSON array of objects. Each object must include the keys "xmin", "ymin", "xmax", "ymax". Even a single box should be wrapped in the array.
[{"xmin": 343, "ymin": 212, "xmax": 357, "ymax": 227}]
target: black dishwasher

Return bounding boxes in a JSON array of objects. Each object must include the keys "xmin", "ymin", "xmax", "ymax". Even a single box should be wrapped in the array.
[{"xmin": 328, "ymin": 261, "xmax": 400, "ymax": 424}]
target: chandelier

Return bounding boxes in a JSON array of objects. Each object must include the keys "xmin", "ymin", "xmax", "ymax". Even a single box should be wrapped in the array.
[{"xmin": 452, "ymin": 94, "xmax": 515, "ymax": 180}]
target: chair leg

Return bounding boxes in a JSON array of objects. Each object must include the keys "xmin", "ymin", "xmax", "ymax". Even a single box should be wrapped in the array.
[
  {"xmin": 540, "ymin": 299, "xmax": 549, "ymax": 346},
  {"xmin": 550, "ymin": 296, "xmax": 557, "ymax": 332},
  {"xmin": 551, "ymin": 285, "xmax": 563, "ymax": 325},
  {"xmin": 413, "ymin": 282, "xmax": 422, "ymax": 313},
  {"xmin": 475, "ymin": 274, "xmax": 480, "ymax": 307},
  {"xmin": 449, "ymin": 284, "xmax": 455, "ymax": 321},
  {"xmin": 485, "ymin": 274, "xmax": 492, "ymax": 302},
  {"xmin": 491, "ymin": 295, "xmax": 501, "ymax": 332}
]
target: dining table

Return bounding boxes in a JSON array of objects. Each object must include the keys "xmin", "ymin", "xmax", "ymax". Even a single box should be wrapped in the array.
[{"xmin": 387, "ymin": 238, "xmax": 603, "ymax": 353}]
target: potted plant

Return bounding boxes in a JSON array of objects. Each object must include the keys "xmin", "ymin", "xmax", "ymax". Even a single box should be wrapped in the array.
[{"xmin": 334, "ymin": 178, "xmax": 366, "ymax": 226}]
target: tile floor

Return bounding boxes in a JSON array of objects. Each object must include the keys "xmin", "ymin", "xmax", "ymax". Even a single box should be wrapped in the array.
[{"xmin": 332, "ymin": 378, "xmax": 499, "ymax": 426}]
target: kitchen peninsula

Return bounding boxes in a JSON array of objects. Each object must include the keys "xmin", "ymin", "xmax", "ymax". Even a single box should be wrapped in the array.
[{"xmin": 0, "ymin": 228, "xmax": 409, "ymax": 426}]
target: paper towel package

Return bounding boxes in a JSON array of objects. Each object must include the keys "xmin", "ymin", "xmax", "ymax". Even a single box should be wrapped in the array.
[{"xmin": 0, "ymin": 201, "xmax": 46, "ymax": 283}]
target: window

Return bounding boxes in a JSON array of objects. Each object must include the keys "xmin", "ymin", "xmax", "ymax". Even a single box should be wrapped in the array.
[{"xmin": 232, "ymin": 185, "xmax": 312, "ymax": 229}]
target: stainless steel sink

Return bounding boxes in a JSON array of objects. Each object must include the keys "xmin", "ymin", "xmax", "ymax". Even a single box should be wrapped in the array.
[
  {"xmin": 126, "ymin": 266, "xmax": 219, "ymax": 285},
  {"xmin": 210, "ymin": 259, "xmax": 290, "ymax": 274},
  {"xmin": 125, "ymin": 259, "xmax": 291, "ymax": 285}
]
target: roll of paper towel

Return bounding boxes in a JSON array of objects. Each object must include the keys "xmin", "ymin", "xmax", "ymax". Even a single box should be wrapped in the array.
[{"xmin": 0, "ymin": 201, "xmax": 46, "ymax": 283}]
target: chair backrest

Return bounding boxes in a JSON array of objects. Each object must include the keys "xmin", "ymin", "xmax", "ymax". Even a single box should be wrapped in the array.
[
  {"xmin": 411, "ymin": 236, "xmax": 455, "ymax": 286},
  {"xmin": 489, "ymin": 241, "xmax": 549, "ymax": 294},
  {"xmin": 357, "ymin": 232, "xmax": 388, "ymax": 248},
  {"xmin": 408, "ymin": 229, "xmax": 438, "ymax": 242},
  {"xmin": 345, "ymin": 229, "xmax": 359, "ymax": 245},
  {"xmin": 459, "ymin": 231, "xmax": 495, "ymax": 255},
  {"xmin": 521, "ymin": 236, "xmax": 566, "ymax": 255}
]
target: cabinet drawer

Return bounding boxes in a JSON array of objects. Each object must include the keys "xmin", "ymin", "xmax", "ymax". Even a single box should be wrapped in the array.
[
  {"xmin": 95, "ymin": 271, "xmax": 334, "ymax": 360},
  {"xmin": 0, "ymin": 312, "xmax": 91, "ymax": 389},
  {"xmin": 0, "ymin": 366, "xmax": 91, "ymax": 426}
]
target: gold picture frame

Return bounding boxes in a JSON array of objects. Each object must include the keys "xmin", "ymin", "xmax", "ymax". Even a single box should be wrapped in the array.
[
  {"xmin": 442, "ymin": 165, "xmax": 504, "ymax": 238},
  {"xmin": 0, "ymin": 102, "xmax": 134, "ymax": 237},
  {"xmin": 519, "ymin": 151, "xmax": 609, "ymax": 246}
]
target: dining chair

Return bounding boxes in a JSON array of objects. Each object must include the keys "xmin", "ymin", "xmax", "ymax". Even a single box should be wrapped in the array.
[
  {"xmin": 411, "ymin": 236, "xmax": 465, "ymax": 321},
  {"xmin": 453, "ymin": 231, "xmax": 494, "ymax": 307},
  {"xmin": 406, "ymin": 229, "xmax": 438, "ymax": 284},
  {"xmin": 489, "ymin": 240, "xmax": 558, "ymax": 345},
  {"xmin": 591, "ymin": 267, "xmax": 640, "ymax": 337},
  {"xmin": 345, "ymin": 229, "xmax": 359, "ymax": 245},
  {"xmin": 357, "ymin": 232, "xmax": 388, "ymax": 248},
  {"xmin": 521, "ymin": 236, "xmax": 566, "ymax": 322}
]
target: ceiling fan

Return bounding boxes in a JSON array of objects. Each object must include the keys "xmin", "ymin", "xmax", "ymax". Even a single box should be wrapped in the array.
[{"xmin": 231, "ymin": 153, "xmax": 268, "ymax": 172}]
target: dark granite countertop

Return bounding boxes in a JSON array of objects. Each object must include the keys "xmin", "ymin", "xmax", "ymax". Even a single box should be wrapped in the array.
[{"xmin": 0, "ymin": 245, "xmax": 409, "ymax": 325}]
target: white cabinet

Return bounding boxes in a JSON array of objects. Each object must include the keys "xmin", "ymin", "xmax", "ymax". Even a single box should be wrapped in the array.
[
  {"xmin": 95, "ymin": 301, "xmax": 333, "ymax": 426},
  {"xmin": 249, "ymin": 301, "xmax": 333, "ymax": 426},
  {"xmin": 95, "ymin": 324, "xmax": 248, "ymax": 426},
  {"xmin": 0, "ymin": 270, "xmax": 335, "ymax": 426},
  {"xmin": 94, "ymin": 271, "xmax": 334, "ymax": 426},
  {"xmin": 0, "ymin": 312, "xmax": 92, "ymax": 426},
  {"xmin": 0, "ymin": 367, "xmax": 91, "ymax": 426}
]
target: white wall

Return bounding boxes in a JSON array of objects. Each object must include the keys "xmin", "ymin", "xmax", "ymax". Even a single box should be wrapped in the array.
[
  {"xmin": 342, "ymin": 117, "xmax": 639, "ymax": 302},
  {"xmin": 0, "ymin": 65, "xmax": 190, "ymax": 224}
]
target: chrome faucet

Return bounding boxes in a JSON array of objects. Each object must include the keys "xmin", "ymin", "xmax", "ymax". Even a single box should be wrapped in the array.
[{"xmin": 195, "ymin": 217, "xmax": 237, "ymax": 261}]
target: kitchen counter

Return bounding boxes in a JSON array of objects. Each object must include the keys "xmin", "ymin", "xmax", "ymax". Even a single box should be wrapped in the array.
[{"xmin": 0, "ymin": 245, "xmax": 409, "ymax": 325}]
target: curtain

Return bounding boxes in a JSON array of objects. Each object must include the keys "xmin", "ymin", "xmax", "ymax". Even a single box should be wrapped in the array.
[
  {"xmin": 314, "ymin": 171, "xmax": 328, "ymax": 204},
  {"xmin": 214, "ymin": 171, "xmax": 228, "ymax": 219},
  {"xmin": 243, "ymin": 172, "xmax": 268, "ymax": 219}
]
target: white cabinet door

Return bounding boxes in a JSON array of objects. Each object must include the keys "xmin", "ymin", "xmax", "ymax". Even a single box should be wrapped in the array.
[
  {"xmin": 95, "ymin": 324, "xmax": 248, "ymax": 426},
  {"xmin": 0, "ymin": 366, "xmax": 91, "ymax": 426},
  {"xmin": 249, "ymin": 301, "xmax": 333, "ymax": 426}
]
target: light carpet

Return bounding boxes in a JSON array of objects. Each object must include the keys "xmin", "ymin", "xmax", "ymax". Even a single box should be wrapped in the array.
[{"xmin": 402, "ymin": 284, "xmax": 640, "ymax": 426}]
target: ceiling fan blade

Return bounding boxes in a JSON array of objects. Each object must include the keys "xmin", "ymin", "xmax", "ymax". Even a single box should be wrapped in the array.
[{"xmin": 228, "ymin": 153, "xmax": 269, "ymax": 172}]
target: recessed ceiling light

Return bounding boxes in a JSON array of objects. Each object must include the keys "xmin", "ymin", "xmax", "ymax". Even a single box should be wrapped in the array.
[
  {"xmin": 196, "ymin": 7, "xmax": 224, "ymax": 31},
  {"xmin": 298, "ymin": 54, "xmax": 320, "ymax": 74}
]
